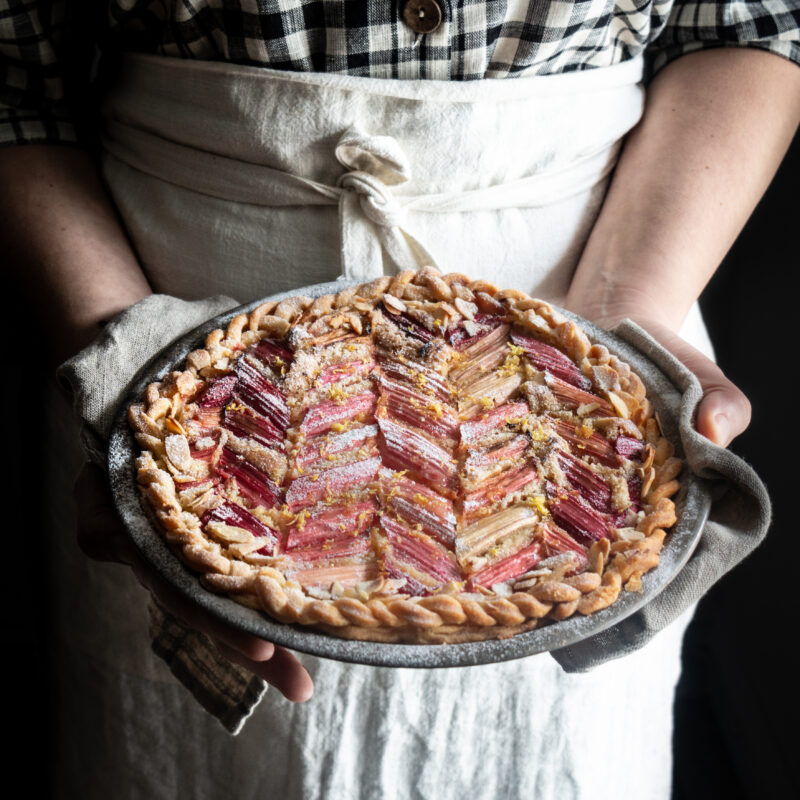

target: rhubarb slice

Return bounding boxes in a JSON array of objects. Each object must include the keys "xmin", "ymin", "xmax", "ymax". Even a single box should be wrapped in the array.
[
  {"xmin": 377, "ymin": 417, "xmax": 458, "ymax": 494},
  {"xmin": 285, "ymin": 500, "xmax": 377, "ymax": 550},
  {"xmin": 462, "ymin": 462, "xmax": 539, "ymax": 520},
  {"xmin": 234, "ymin": 358, "xmax": 290, "ymax": 430},
  {"xmin": 197, "ymin": 374, "xmax": 237, "ymax": 409},
  {"xmin": 379, "ymin": 469, "xmax": 457, "ymax": 548},
  {"xmin": 554, "ymin": 419, "xmax": 620, "ymax": 467},
  {"xmin": 285, "ymin": 456, "xmax": 382, "ymax": 512},
  {"xmin": 615, "ymin": 434, "xmax": 645, "ymax": 460},
  {"xmin": 539, "ymin": 521, "xmax": 586, "ymax": 556},
  {"xmin": 377, "ymin": 353, "xmax": 454, "ymax": 403},
  {"xmin": 300, "ymin": 392, "xmax": 377, "ymax": 437},
  {"xmin": 377, "ymin": 374, "xmax": 459, "ymax": 442},
  {"xmin": 556, "ymin": 450, "xmax": 612, "ymax": 513},
  {"xmin": 380, "ymin": 552, "xmax": 433, "ymax": 596},
  {"xmin": 545, "ymin": 374, "xmax": 613, "ymax": 415},
  {"xmin": 380, "ymin": 305, "xmax": 436, "ymax": 343},
  {"xmin": 223, "ymin": 407, "xmax": 284, "ymax": 449},
  {"xmin": 450, "ymin": 323, "xmax": 511, "ymax": 386},
  {"xmin": 216, "ymin": 447, "xmax": 283, "ymax": 509},
  {"xmin": 249, "ymin": 338, "xmax": 294, "ymax": 373},
  {"xmin": 468, "ymin": 541, "xmax": 542, "ymax": 588},
  {"xmin": 380, "ymin": 514, "xmax": 461, "ymax": 586},
  {"xmin": 202, "ymin": 500, "xmax": 279, "ymax": 554},
  {"xmin": 295, "ymin": 424, "xmax": 379, "ymax": 471},
  {"xmin": 288, "ymin": 563, "xmax": 378, "ymax": 588},
  {"xmin": 447, "ymin": 313, "xmax": 505, "ymax": 351},
  {"xmin": 460, "ymin": 402, "xmax": 529, "ymax": 447},
  {"xmin": 456, "ymin": 504, "xmax": 538, "ymax": 563},
  {"xmin": 546, "ymin": 482, "xmax": 610, "ymax": 544},
  {"xmin": 284, "ymin": 532, "xmax": 372, "ymax": 562},
  {"xmin": 510, "ymin": 329, "xmax": 591, "ymax": 390},
  {"xmin": 463, "ymin": 434, "xmax": 529, "ymax": 471}
]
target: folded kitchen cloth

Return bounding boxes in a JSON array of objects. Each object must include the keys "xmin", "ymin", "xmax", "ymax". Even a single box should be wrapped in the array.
[
  {"xmin": 58, "ymin": 299, "xmax": 772, "ymax": 733},
  {"xmin": 58, "ymin": 293, "xmax": 269, "ymax": 735},
  {"xmin": 551, "ymin": 319, "xmax": 772, "ymax": 671}
]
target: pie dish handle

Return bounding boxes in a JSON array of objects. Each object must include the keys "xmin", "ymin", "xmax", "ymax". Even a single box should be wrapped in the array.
[{"xmin": 551, "ymin": 319, "xmax": 771, "ymax": 672}]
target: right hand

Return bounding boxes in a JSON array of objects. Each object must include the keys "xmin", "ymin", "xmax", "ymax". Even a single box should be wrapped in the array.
[{"xmin": 74, "ymin": 463, "xmax": 314, "ymax": 702}]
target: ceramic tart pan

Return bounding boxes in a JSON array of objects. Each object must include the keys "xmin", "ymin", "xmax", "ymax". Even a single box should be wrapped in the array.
[{"xmin": 108, "ymin": 280, "xmax": 712, "ymax": 669}]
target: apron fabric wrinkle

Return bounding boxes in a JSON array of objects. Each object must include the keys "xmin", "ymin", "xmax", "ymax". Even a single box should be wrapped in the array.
[
  {"xmin": 64, "ymin": 50, "xmax": 704, "ymax": 798},
  {"xmin": 101, "ymin": 52, "xmax": 647, "ymax": 296}
]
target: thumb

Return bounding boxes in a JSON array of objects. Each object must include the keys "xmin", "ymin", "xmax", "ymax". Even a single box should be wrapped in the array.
[{"xmin": 629, "ymin": 317, "xmax": 751, "ymax": 448}]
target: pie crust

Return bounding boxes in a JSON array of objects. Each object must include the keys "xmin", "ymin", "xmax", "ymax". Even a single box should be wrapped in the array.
[{"xmin": 129, "ymin": 268, "xmax": 682, "ymax": 644}]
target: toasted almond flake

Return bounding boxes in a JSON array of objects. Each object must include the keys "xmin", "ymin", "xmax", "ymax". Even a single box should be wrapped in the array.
[
  {"xmin": 205, "ymin": 521, "xmax": 254, "ymax": 544},
  {"xmin": 462, "ymin": 319, "xmax": 479, "ymax": 337},
  {"xmin": 607, "ymin": 390, "xmax": 630, "ymax": 419},
  {"xmin": 454, "ymin": 297, "xmax": 478, "ymax": 320},
  {"xmin": 382, "ymin": 294, "xmax": 407, "ymax": 314},
  {"xmin": 165, "ymin": 434, "xmax": 192, "ymax": 471},
  {"xmin": 165, "ymin": 417, "xmax": 187, "ymax": 435},
  {"xmin": 616, "ymin": 527, "xmax": 645, "ymax": 542}
]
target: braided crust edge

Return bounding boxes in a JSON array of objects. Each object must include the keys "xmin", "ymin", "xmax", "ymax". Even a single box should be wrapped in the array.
[{"xmin": 130, "ymin": 267, "xmax": 681, "ymax": 644}]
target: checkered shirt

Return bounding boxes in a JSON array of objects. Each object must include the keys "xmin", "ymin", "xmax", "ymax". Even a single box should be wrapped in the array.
[{"xmin": 1, "ymin": 1, "xmax": 799, "ymax": 146}]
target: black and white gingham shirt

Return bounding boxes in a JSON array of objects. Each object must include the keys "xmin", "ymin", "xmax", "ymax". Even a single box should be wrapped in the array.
[{"xmin": 1, "ymin": 1, "xmax": 799, "ymax": 146}]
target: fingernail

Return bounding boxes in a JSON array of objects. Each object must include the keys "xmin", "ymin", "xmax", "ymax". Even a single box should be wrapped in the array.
[{"xmin": 714, "ymin": 413, "xmax": 730, "ymax": 447}]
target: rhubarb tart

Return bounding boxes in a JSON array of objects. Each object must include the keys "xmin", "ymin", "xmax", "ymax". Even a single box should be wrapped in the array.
[{"xmin": 129, "ymin": 268, "xmax": 682, "ymax": 643}]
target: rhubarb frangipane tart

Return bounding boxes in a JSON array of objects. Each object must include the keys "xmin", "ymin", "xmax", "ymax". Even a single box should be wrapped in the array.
[{"xmin": 129, "ymin": 268, "xmax": 682, "ymax": 644}]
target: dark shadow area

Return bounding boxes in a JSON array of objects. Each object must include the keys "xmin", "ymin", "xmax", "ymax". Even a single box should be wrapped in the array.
[
  {"xmin": 7, "ymin": 300, "xmax": 54, "ymax": 797},
  {"xmin": 673, "ymin": 128, "xmax": 798, "ymax": 798}
]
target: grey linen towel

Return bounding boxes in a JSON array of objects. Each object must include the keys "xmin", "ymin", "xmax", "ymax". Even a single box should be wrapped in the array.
[
  {"xmin": 552, "ymin": 319, "xmax": 771, "ymax": 670},
  {"xmin": 58, "ymin": 299, "xmax": 771, "ymax": 732},
  {"xmin": 58, "ymin": 294, "xmax": 268, "ymax": 735}
]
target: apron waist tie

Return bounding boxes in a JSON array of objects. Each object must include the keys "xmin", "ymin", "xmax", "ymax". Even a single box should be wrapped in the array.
[{"xmin": 103, "ymin": 122, "xmax": 621, "ymax": 281}]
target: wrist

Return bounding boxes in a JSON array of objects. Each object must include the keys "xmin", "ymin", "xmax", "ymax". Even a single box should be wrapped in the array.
[{"xmin": 564, "ymin": 274, "xmax": 676, "ymax": 332}]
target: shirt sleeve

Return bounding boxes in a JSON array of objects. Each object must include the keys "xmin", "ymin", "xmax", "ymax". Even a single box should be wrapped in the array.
[
  {"xmin": 0, "ymin": 0, "xmax": 91, "ymax": 147},
  {"xmin": 648, "ymin": 1, "xmax": 800, "ymax": 77}
]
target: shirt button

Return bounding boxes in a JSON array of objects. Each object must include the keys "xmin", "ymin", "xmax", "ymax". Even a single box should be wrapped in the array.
[{"xmin": 402, "ymin": 0, "xmax": 442, "ymax": 35}]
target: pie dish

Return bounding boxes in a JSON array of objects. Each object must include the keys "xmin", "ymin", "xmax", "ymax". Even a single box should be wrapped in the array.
[{"xmin": 129, "ymin": 268, "xmax": 683, "ymax": 644}]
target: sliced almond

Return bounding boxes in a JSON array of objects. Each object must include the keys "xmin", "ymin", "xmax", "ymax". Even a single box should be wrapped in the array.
[
  {"xmin": 454, "ymin": 297, "xmax": 478, "ymax": 321},
  {"xmin": 164, "ymin": 434, "xmax": 192, "ymax": 471},
  {"xmin": 382, "ymin": 293, "xmax": 407, "ymax": 314},
  {"xmin": 606, "ymin": 390, "xmax": 630, "ymax": 419},
  {"xmin": 205, "ymin": 521, "xmax": 254, "ymax": 544}
]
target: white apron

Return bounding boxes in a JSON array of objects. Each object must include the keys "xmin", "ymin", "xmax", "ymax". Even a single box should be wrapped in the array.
[{"xmin": 51, "ymin": 53, "xmax": 705, "ymax": 799}]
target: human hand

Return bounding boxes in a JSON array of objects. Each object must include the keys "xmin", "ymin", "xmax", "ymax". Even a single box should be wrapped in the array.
[
  {"xmin": 620, "ymin": 315, "xmax": 750, "ymax": 448},
  {"xmin": 563, "ymin": 300, "xmax": 751, "ymax": 448},
  {"xmin": 74, "ymin": 463, "xmax": 314, "ymax": 702}
]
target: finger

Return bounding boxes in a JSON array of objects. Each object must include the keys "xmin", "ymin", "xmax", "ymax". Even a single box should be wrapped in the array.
[
  {"xmin": 213, "ymin": 639, "xmax": 314, "ymax": 702},
  {"xmin": 127, "ymin": 558, "xmax": 278, "ymax": 662},
  {"xmin": 74, "ymin": 463, "xmax": 139, "ymax": 564},
  {"xmin": 631, "ymin": 318, "xmax": 751, "ymax": 447}
]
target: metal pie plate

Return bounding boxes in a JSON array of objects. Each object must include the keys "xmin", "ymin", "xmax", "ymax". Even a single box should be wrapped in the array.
[{"xmin": 109, "ymin": 280, "xmax": 712, "ymax": 669}]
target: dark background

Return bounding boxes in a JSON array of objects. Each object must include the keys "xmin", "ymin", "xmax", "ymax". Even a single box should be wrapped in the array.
[{"xmin": 7, "ymin": 128, "xmax": 797, "ymax": 798}]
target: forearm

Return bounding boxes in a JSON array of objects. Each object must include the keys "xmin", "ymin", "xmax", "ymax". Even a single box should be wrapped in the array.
[
  {"xmin": 567, "ymin": 48, "xmax": 800, "ymax": 331},
  {"xmin": 0, "ymin": 145, "xmax": 152, "ymax": 363}
]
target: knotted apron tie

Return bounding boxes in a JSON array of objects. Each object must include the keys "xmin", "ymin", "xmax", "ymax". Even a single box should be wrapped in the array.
[
  {"xmin": 334, "ymin": 127, "xmax": 438, "ymax": 280},
  {"xmin": 102, "ymin": 52, "xmax": 646, "ymax": 285}
]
